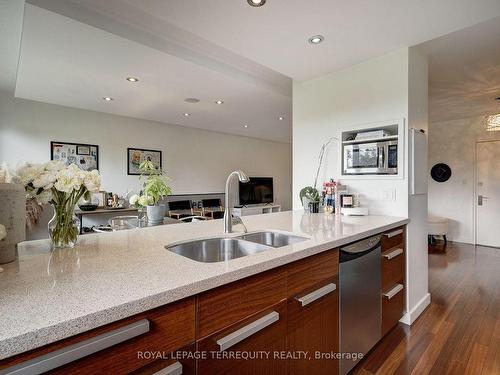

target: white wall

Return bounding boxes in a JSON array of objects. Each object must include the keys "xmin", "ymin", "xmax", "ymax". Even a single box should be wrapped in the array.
[
  {"xmin": 428, "ymin": 115, "xmax": 498, "ymax": 244},
  {"xmin": 293, "ymin": 47, "xmax": 430, "ymax": 325},
  {"xmin": 293, "ymin": 48, "xmax": 409, "ymax": 215},
  {"xmin": 406, "ymin": 47, "xmax": 430, "ymax": 322},
  {"xmin": 0, "ymin": 94, "xmax": 292, "ymax": 210}
]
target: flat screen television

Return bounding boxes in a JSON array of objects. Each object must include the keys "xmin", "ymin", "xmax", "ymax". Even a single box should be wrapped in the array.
[{"xmin": 239, "ymin": 177, "xmax": 274, "ymax": 205}]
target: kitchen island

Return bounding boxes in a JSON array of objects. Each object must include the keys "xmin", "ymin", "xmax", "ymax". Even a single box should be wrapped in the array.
[{"xmin": 0, "ymin": 210, "xmax": 408, "ymax": 374}]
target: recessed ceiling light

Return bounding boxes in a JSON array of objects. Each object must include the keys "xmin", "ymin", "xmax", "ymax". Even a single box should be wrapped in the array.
[
  {"xmin": 126, "ymin": 77, "xmax": 139, "ymax": 82},
  {"xmin": 183, "ymin": 113, "xmax": 191, "ymax": 117},
  {"xmin": 184, "ymin": 98, "xmax": 200, "ymax": 103},
  {"xmin": 215, "ymin": 99, "xmax": 224, "ymax": 105},
  {"xmin": 279, "ymin": 116, "xmax": 284, "ymax": 121},
  {"xmin": 308, "ymin": 35, "xmax": 324, "ymax": 45},
  {"xmin": 102, "ymin": 96, "xmax": 113, "ymax": 101},
  {"xmin": 243, "ymin": 124, "xmax": 248, "ymax": 128},
  {"xmin": 247, "ymin": 0, "xmax": 266, "ymax": 7}
]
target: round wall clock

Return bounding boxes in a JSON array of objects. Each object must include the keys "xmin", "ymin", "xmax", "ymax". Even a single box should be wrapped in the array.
[{"xmin": 431, "ymin": 163, "xmax": 452, "ymax": 183}]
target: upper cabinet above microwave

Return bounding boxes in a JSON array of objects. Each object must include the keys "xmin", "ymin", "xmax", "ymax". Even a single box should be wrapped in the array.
[{"xmin": 340, "ymin": 119, "xmax": 404, "ymax": 178}]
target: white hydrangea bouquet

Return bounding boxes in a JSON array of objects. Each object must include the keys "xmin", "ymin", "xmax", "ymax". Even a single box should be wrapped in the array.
[{"xmin": 14, "ymin": 161, "xmax": 101, "ymax": 248}]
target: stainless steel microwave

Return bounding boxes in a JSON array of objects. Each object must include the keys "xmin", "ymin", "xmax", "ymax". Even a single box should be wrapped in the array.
[{"xmin": 343, "ymin": 140, "xmax": 398, "ymax": 175}]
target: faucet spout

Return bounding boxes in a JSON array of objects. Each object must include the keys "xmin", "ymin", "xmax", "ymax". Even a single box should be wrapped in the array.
[{"xmin": 224, "ymin": 170, "xmax": 249, "ymax": 233}]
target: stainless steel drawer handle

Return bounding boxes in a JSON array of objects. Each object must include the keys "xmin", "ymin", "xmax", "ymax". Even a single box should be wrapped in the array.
[
  {"xmin": 383, "ymin": 284, "xmax": 404, "ymax": 300},
  {"xmin": 2, "ymin": 319, "xmax": 150, "ymax": 375},
  {"xmin": 216, "ymin": 311, "xmax": 279, "ymax": 351},
  {"xmin": 153, "ymin": 361, "xmax": 183, "ymax": 375},
  {"xmin": 297, "ymin": 283, "xmax": 337, "ymax": 307},
  {"xmin": 383, "ymin": 248, "xmax": 403, "ymax": 260},
  {"xmin": 384, "ymin": 229, "xmax": 403, "ymax": 238}
]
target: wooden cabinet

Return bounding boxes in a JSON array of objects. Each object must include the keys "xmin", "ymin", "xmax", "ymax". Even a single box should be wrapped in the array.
[
  {"xmin": 0, "ymin": 225, "xmax": 407, "ymax": 374},
  {"xmin": 197, "ymin": 301, "xmax": 287, "ymax": 375},
  {"xmin": 287, "ymin": 250, "xmax": 339, "ymax": 375},
  {"xmin": 287, "ymin": 279, "xmax": 339, "ymax": 375},
  {"xmin": 195, "ymin": 250, "xmax": 340, "ymax": 375},
  {"xmin": 197, "ymin": 268, "xmax": 287, "ymax": 339},
  {"xmin": 196, "ymin": 268, "xmax": 287, "ymax": 374},
  {"xmin": 130, "ymin": 344, "xmax": 196, "ymax": 375},
  {"xmin": 380, "ymin": 226, "xmax": 406, "ymax": 335},
  {"xmin": 0, "ymin": 297, "xmax": 196, "ymax": 375}
]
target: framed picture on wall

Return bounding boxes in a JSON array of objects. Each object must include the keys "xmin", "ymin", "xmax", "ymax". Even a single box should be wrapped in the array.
[
  {"xmin": 51, "ymin": 141, "xmax": 99, "ymax": 171},
  {"xmin": 127, "ymin": 148, "xmax": 162, "ymax": 175}
]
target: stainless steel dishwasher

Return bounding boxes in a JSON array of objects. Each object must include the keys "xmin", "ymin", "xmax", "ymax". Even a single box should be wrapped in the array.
[{"xmin": 339, "ymin": 235, "xmax": 382, "ymax": 375}]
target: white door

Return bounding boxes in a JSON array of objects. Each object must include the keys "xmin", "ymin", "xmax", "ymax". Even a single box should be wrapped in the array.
[{"xmin": 476, "ymin": 140, "xmax": 500, "ymax": 248}]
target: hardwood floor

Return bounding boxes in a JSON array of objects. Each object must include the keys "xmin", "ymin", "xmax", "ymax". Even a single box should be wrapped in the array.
[{"xmin": 352, "ymin": 242, "xmax": 500, "ymax": 375}]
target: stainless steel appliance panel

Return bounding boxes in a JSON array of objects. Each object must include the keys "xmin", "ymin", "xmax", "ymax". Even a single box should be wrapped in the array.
[
  {"xmin": 339, "ymin": 236, "xmax": 382, "ymax": 375},
  {"xmin": 343, "ymin": 140, "xmax": 398, "ymax": 175}
]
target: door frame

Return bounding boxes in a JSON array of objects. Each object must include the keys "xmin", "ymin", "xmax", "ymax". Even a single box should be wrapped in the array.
[{"xmin": 474, "ymin": 139, "xmax": 500, "ymax": 247}]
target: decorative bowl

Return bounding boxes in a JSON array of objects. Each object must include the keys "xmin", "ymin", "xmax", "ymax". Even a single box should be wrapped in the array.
[{"xmin": 78, "ymin": 204, "xmax": 98, "ymax": 211}]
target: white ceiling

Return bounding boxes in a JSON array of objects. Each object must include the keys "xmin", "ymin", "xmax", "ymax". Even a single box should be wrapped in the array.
[
  {"xmin": 114, "ymin": 0, "xmax": 500, "ymax": 81},
  {"xmin": 419, "ymin": 16, "xmax": 500, "ymax": 123},
  {"xmin": 0, "ymin": 0, "xmax": 24, "ymax": 93},
  {"xmin": 15, "ymin": 4, "xmax": 293, "ymax": 143},
  {"xmin": 8, "ymin": 0, "xmax": 500, "ymax": 141}
]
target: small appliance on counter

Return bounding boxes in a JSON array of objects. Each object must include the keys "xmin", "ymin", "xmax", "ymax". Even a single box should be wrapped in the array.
[
  {"xmin": 354, "ymin": 129, "xmax": 390, "ymax": 140},
  {"xmin": 340, "ymin": 207, "xmax": 369, "ymax": 216}
]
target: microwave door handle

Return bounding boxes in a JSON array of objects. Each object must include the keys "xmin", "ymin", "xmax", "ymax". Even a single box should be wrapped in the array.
[{"xmin": 378, "ymin": 146, "xmax": 385, "ymax": 168}]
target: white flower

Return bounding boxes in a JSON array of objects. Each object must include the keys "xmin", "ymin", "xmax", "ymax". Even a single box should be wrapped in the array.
[
  {"xmin": 83, "ymin": 170, "xmax": 101, "ymax": 192},
  {"xmin": 36, "ymin": 189, "xmax": 53, "ymax": 205},
  {"xmin": 129, "ymin": 194, "xmax": 139, "ymax": 206},
  {"xmin": 44, "ymin": 160, "xmax": 66, "ymax": 172},
  {"xmin": 32, "ymin": 171, "xmax": 57, "ymax": 190},
  {"xmin": 15, "ymin": 163, "xmax": 44, "ymax": 185},
  {"xmin": 138, "ymin": 195, "xmax": 152, "ymax": 206},
  {"xmin": 54, "ymin": 164, "xmax": 84, "ymax": 193}
]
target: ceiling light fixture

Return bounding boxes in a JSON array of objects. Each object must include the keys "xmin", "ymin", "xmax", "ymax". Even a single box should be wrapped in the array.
[
  {"xmin": 279, "ymin": 116, "xmax": 284, "ymax": 121},
  {"xmin": 485, "ymin": 97, "xmax": 500, "ymax": 131},
  {"xmin": 243, "ymin": 124, "xmax": 248, "ymax": 128},
  {"xmin": 183, "ymin": 113, "xmax": 191, "ymax": 117},
  {"xmin": 102, "ymin": 96, "xmax": 113, "ymax": 101},
  {"xmin": 215, "ymin": 99, "xmax": 224, "ymax": 104},
  {"xmin": 126, "ymin": 77, "xmax": 139, "ymax": 82},
  {"xmin": 247, "ymin": 0, "xmax": 266, "ymax": 7},
  {"xmin": 185, "ymin": 98, "xmax": 200, "ymax": 103},
  {"xmin": 484, "ymin": 96, "xmax": 500, "ymax": 132},
  {"xmin": 308, "ymin": 35, "xmax": 324, "ymax": 45}
]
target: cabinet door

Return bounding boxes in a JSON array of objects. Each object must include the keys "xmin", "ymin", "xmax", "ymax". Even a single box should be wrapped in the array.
[
  {"xmin": 197, "ymin": 302, "xmax": 287, "ymax": 375},
  {"xmin": 130, "ymin": 344, "xmax": 196, "ymax": 375},
  {"xmin": 382, "ymin": 283, "xmax": 405, "ymax": 336},
  {"xmin": 0, "ymin": 298, "xmax": 196, "ymax": 375},
  {"xmin": 287, "ymin": 278, "xmax": 339, "ymax": 375}
]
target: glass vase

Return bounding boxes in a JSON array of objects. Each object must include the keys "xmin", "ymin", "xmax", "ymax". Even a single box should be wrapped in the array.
[{"xmin": 48, "ymin": 203, "xmax": 80, "ymax": 248}]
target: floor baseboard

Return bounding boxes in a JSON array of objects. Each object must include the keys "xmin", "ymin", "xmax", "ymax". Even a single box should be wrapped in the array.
[{"xmin": 400, "ymin": 292, "xmax": 431, "ymax": 326}]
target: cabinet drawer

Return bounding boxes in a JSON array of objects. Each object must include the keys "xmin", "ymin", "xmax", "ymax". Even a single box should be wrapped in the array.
[
  {"xmin": 288, "ymin": 278, "xmax": 339, "ymax": 375},
  {"xmin": 381, "ymin": 247, "xmax": 405, "ymax": 290},
  {"xmin": 198, "ymin": 269, "xmax": 287, "ymax": 339},
  {"xmin": 130, "ymin": 344, "xmax": 196, "ymax": 375},
  {"xmin": 381, "ymin": 227, "xmax": 405, "ymax": 251},
  {"xmin": 0, "ymin": 298, "xmax": 196, "ymax": 375},
  {"xmin": 287, "ymin": 250, "xmax": 339, "ymax": 298},
  {"xmin": 382, "ymin": 283, "xmax": 405, "ymax": 336},
  {"xmin": 197, "ymin": 301, "xmax": 287, "ymax": 375}
]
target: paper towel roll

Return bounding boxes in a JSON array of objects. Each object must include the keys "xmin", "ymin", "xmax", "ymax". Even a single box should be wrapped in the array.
[{"xmin": 0, "ymin": 183, "xmax": 26, "ymax": 263}]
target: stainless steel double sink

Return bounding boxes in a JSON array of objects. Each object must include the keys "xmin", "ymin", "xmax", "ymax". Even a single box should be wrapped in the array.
[{"xmin": 165, "ymin": 231, "xmax": 308, "ymax": 263}]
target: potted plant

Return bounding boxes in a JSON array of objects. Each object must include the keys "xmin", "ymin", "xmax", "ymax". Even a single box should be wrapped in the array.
[
  {"xmin": 299, "ymin": 186, "xmax": 321, "ymax": 213},
  {"xmin": 138, "ymin": 160, "xmax": 172, "ymax": 224},
  {"xmin": 300, "ymin": 137, "xmax": 337, "ymax": 213}
]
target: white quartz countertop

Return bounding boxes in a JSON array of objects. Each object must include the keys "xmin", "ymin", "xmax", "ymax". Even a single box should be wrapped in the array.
[{"xmin": 0, "ymin": 210, "xmax": 409, "ymax": 360}]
